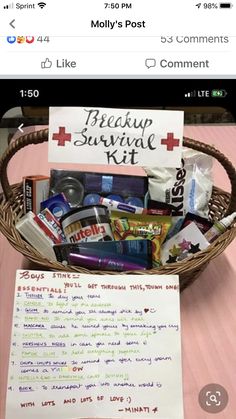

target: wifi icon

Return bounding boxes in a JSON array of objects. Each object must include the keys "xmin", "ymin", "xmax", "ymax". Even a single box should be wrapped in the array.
[{"xmin": 38, "ymin": 2, "xmax": 46, "ymax": 8}]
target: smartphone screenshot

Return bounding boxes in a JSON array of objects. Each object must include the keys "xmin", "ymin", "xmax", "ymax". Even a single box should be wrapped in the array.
[{"xmin": 0, "ymin": 2, "xmax": 236, "ymax": 419}]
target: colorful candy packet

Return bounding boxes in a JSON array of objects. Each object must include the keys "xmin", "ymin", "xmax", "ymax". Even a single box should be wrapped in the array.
[{"xmin": 110, "ymin": 211, "xmax": 172, "ymax": 267}]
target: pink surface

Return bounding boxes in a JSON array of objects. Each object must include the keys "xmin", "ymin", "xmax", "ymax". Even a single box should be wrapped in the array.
[{"xmin": 1, "ymin": 125, "xmax": 236, "ymax": 419}]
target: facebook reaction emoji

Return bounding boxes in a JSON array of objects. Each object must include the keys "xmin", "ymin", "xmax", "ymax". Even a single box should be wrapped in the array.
[
  {"xmin": 26, "ymin": 36, "xmax": 35, "ymax": 44},
  {"xmin": 7, "ymin": 36, "xmax": 16, "ymax": 44},
  {"xmin": 17, "ymin": 36, "xmax": 26, "ymax": 44}
]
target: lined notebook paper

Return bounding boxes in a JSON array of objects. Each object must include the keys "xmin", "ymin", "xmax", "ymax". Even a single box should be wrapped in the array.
[{"xmin": 6, "ymin": 270, "xmax": 183, "ymax": 419}]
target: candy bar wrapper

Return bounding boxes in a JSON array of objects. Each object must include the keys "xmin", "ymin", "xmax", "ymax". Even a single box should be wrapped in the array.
[
  {"xmin": 161, "ymin": 222, "xmax": 210, "ymax": 265},
  {"xmin": 110, "ymin": 211, "xmax": 171, "ymax": 267},
  {"xmin": 146, "ymin": 199, "xmax": 173, "ymax": 216}
]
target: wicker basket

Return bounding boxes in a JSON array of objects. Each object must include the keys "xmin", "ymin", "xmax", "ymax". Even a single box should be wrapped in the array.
[{"xmin": 1, "ymin": 129, "xmax": 236, "ymax": 291}]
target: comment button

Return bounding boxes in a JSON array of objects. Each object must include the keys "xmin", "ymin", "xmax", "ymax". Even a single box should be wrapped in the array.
[{"xmin": 145, "ymin": 58, "xmax": 156, "ymax": 69}]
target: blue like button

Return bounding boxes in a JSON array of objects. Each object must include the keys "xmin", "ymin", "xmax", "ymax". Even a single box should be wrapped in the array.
[{"xmin": 7, "ymin": 36, "xmax": 16, "ymax": 44}]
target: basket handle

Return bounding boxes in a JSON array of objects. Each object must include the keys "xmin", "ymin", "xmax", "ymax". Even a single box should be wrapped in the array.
[
  {"xmin": 1, "ymin": 129, "xmax": 236, "ymax": 213},
  {"xmin": 0, "ymin": 129, "xmax": 48, "ymax": 202},
  {"xmin": 183, "ymin": 136, "xmax": 236, "ymax": 214}
]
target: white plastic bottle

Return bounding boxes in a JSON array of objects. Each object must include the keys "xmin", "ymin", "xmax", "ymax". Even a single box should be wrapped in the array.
[{"xmin": 204, "ymin": 212, "xmax": 236, "ymax": 243}]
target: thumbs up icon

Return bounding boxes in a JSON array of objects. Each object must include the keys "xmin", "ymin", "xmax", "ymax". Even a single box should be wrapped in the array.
[{"xmin": 41, "ymin": 58, "xmax": 52, "ymax": 69}]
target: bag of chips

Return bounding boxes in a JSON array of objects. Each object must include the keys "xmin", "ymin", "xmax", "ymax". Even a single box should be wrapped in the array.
[{"xmin": 110, "ymin": 211, "xmax": 171, "ymax": 267}]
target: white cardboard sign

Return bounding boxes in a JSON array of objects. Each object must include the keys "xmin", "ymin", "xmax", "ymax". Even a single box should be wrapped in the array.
[{"xmin": 48, "ymin": 107, "xmax": 184, "ymax": 167}]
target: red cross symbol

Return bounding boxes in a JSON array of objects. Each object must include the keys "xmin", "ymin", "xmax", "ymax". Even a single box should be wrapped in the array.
[
  {"xmin": 161, "ymin": 132, "xmax": 180, "ymax": 151},
  {"xmin": 52, "ymin": 127, "xmax": 71, "ymax": 147}
]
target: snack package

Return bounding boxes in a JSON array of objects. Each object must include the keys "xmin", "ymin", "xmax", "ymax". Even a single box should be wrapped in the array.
[
  {"xmin": 146, "ymin": 199, "xmax": 173, "ymax": 216},
  {"xmin": 144, "ymin": 148, "xmax": 213, "ymax": 219},
  {"xmin": 110, "ymin": 211, "xmax": 171, "ymax": 266}
]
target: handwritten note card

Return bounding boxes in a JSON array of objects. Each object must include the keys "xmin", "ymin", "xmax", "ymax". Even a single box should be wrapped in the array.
[
  {"xmin": 48, "ymin": 107, "xmax": 184, "ymax": 167},
  {"xmin": 6, "ymin": 270, "xmax": 183, "ymax": 419}
]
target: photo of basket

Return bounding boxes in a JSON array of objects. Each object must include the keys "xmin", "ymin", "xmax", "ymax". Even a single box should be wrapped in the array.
[{"xmin": 0, "ymin": 128, "xmax": 236, "ymax": 291}]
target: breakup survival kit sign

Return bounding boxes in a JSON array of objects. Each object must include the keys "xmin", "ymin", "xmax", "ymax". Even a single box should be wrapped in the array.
[{"xmin": 48, "ymin": 107, "xmax": 184, "ymax": 167}]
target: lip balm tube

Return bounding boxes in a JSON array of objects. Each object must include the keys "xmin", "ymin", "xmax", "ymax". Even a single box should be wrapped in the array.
[
  {"xmin": 99, "ymin": 197, "xmax": 144, "ymax": 214},
  {"xmin": 125, "ymin": 197, "xmax": 143, "ymax": 207},
  {"xmin": 106, "ymin": 194, "xmax": 124, "ymax": 202},
  {"xmin": 68, "ymin": 252, "xmax": 147, "ymax": 271}
]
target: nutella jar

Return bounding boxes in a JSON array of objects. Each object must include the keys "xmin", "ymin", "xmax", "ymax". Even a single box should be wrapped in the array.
[{"xmin": 60, "ymin": 205, "xmax": 114, "ymax": 243}]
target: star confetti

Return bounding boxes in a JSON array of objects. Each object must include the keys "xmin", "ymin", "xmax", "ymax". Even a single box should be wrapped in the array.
[
  {"xmin": 189, "ymin": 243, "xmax": 201, "ymax": 254},
  {"xmin": 161, "ymin": 223, "xmax": 210, "ymax": 265},
  {"xmin": 169, "ymin": 244, "xmax": 181, "ymax": 257},
  {"xmin": 166, "ymin": 255, "xmax": 177, "ymax": 264},
  {"xmin": 178, "ymin": 252, "xmax": 189, "ymax": 261},
  {"xmin": 178, "ymin": 239, "xmax": 192, "ymax": 251}
]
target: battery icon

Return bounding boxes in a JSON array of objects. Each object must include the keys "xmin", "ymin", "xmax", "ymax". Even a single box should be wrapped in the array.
[
  {"xmin": 211, "ymin": 89, "xmax": 227, "ymax": 97},
  {"xmin": 219, "ymin": 3, "xmax": 232, "ymax": 8}
]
